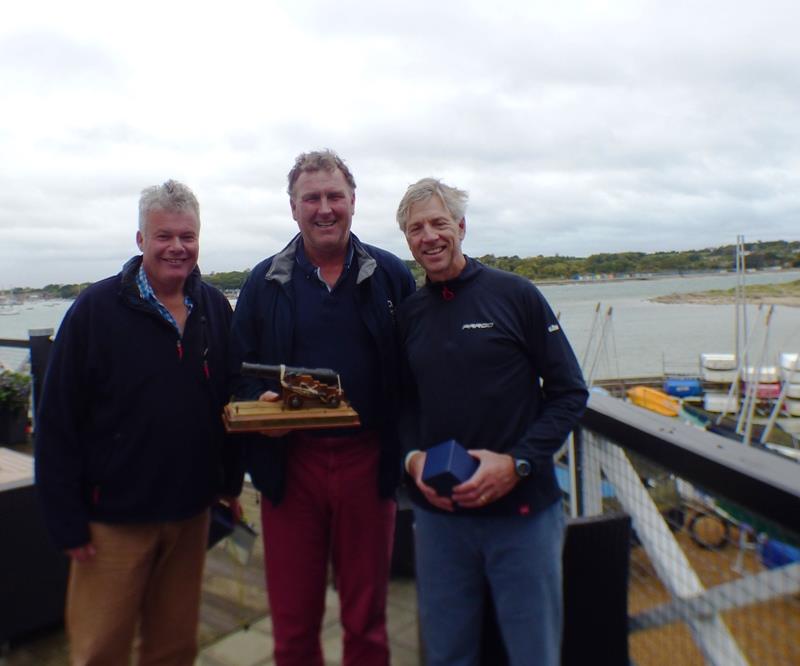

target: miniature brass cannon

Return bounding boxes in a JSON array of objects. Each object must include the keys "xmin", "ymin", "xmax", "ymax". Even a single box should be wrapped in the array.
[{"xmin": 241, "ymin": 362, "xmax": 345, "ymax": 410}]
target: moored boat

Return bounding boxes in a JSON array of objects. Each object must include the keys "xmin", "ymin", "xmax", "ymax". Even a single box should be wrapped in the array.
[
  {"xmin": 626, "ymin": 385, "xmax": 680, "ymax": 417},
  {"xmin": 663, "ymin": 377, "xmax": 703, "ymax": 397},
  {"xmin": 780, "ymin": 352, "xmax": 800, "ymax": 383},
  {"xmin": 742, "ymin": 381, "xmax": 782, "ymax": 400},
  {"xmin": 742, "ymin": 365, "xmax": 780, "ymax": 383},
  {"xmin": 702, "ymin": 391, "xmax": 739, "ymax": 413},
  {"xmin": 700, "ymin": 353, "xmax": 737, "ymax": 370},
  {"xmin": 699, "ymin": 353, "xmax": 738, "ymax": 384},
  {"xmin": 784, "ymin": 384, "xmax": 800, "ymax": 400},
  {"xmin": 783, "ymin": 398, "xmax": 800, "ymax": 416}
]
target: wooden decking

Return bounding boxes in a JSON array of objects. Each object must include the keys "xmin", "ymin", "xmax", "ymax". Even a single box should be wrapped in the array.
[{"xmin": 1, "ymin": 481, "xmax": 420, "ymax": 666}]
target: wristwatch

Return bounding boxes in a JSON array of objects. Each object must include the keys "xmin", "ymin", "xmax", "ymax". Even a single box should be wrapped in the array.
[{"xmin": 514, "ymin": 458, "xmax": 532, "ymax": 479}]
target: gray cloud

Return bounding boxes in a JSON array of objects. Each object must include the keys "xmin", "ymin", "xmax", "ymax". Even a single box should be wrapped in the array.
[
  {"xmin": 0, "ymin": 30, "xmax": 121, "ymax": 90},
  {"xmin": 1, "ymin": 1, "xmax": 800, "ymax": 286}
]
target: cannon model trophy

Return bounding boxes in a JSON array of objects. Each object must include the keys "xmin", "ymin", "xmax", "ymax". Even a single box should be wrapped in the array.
[{"xmin": 222, "ymin": 363, "xmax": 360, "ymax": 433}]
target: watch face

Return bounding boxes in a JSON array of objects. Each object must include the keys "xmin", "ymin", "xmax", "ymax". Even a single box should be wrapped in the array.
[{"xmin": 515, "ymin": 459, "xmax": 531, "ymax": 478}]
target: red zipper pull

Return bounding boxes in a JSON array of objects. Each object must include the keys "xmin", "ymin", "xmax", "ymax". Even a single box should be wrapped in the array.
[
  {"xmin": 203, "ymin": 360, "xmax": 210, "ymax": 379},
  {"xmin": 177, "ymin": 339, "xmax": 183, "ymax": 360}
]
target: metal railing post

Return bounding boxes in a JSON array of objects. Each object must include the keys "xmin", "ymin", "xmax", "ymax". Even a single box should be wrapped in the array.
[{"xmin": 27, "ymin": 329, "xmax": 53, "ymax": 433}]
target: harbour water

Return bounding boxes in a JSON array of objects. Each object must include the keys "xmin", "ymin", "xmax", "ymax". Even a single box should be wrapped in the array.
[
  {"xmin": 0, "ymin": 300, "xmax": 73, "ymax": 372},
  {"xmin": 2, "ymin": 270, "xmax": 800, "ymax": 379},
  {"xmin": 540, "ymin": 270, "xmax": 800, "ymax": 379}
]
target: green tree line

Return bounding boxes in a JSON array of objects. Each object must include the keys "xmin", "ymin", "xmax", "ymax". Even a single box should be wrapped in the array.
[
  {"xmin": 472, "ymin": 239, "xmax": 800, "ymax": 282},
  {"xmin": 16, "ymin": 240, "xmax": 800, "ymax": 295}
]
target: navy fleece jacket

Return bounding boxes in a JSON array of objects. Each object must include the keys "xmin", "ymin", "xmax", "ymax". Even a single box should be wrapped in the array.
[
  {"xmin": 398, "ymin": 257, "xmax": 588, "ymax": 516},
  {"xmin": 35, "ymin": 256, "xmax": 242, "ymax": 550}
]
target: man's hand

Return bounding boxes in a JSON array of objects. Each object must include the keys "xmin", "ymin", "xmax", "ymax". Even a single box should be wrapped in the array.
[
  {"xmin": 451, "ymin": 450, "xmax": 518, "ymax": 509},
  {"xmin": 407, "ymin": 451, "xmax": 455, "ymax": 512},
  {"xmin": 258, "ymin": 390, "xmax": 290, "ymax": 437},
  {"xmin": 66, "ymin": 544, "xmax": 97, "ymax": 562}
]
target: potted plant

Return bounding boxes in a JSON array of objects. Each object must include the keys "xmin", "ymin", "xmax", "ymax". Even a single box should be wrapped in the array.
[{"xmin": 0, "ymin": 369, "xmax": 31, "ymax": 445}]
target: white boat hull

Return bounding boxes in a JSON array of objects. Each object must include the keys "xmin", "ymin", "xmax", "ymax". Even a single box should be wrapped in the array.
[
  {"xmin": 702, "ymin": 368, "xmax": 738, "ymax": 383},
  {"xmin": 704, "ymin": 392, "xmax": 739, "ymax": 413},
  {"xmin": 700, "ymin": 353, "xmax": 737, "ymax": 371}
]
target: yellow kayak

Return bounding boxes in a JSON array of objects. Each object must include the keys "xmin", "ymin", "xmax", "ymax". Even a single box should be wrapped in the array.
[{"xmin": 626, "ymin": 386, "xmax": 680, "ymax": 417}]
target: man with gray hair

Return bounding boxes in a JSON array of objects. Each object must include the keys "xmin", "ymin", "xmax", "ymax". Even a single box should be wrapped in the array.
[
  {"xmin": 396, "ymin": 178, "xmax": 588, "ymax": 665},
  {"xmin": 36, "ymin": 179, "xmax": 242, "ymax": 665},
  {"xmin": 230, "ymin": 150, "xmax": 415, "ymax": 666}
]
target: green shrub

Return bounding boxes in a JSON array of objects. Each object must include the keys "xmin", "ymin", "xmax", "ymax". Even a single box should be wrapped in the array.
[{"xmin": 0, "ymin": 370, "xmax": 31, "ymax": 412}]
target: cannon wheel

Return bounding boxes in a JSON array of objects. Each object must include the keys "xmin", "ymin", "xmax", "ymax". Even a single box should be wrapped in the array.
[
  {"xmin": 287, "ymin": 394, "xmax": 303, "ymax": 410},
  {"xmin": 328, "ymin": 395, "xmax": 341, "ymax": 408},
  {"xmin": 689, "ymin": 511, "xmax": 730, "ymax": 550}
]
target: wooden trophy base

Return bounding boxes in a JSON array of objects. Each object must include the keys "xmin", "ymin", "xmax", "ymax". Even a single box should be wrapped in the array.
[{"xmin": 223, "ymin": 400, "xmax": 360, "ymax": 434}]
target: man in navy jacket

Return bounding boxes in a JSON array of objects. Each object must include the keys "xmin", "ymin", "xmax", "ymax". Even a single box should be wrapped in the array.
[
  {"xmin": 35, "ymin": 180, "xmax": 241, "ymax": 665},
  {"xmin": 230, "ymin": 150, "xmax": 415, "ymax": 666},
  {"xmin": 397, "ymin": 178, "xmax": 588, "ymax": 666}
]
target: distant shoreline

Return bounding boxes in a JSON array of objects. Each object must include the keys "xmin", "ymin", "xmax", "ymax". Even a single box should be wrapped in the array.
[
  {"xmin": 651, "ymin": 280, "xmax": 800, "ymax": 307},
  {"xmin": 536, "ymin": 267, "xmax": 796, "ymax": 287}
]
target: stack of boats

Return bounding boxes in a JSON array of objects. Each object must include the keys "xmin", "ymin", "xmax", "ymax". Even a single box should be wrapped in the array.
[
  {"xmin": 698, "ymin": 352, "xmax": 800, "ymax": 417},
  {"xmin": 779, "ymin": 353, "xmax": 800, "ymax": 416},
  {"xmin": 625, "ymin": 352, "xmax": 800, "ymax": 448},
  {"xmin": 699, "ymin": 353, "xmax": 743, "ymax": 413}
]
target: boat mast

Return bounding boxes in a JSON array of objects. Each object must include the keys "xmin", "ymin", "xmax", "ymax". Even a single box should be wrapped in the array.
[
  {"xmin": 735, "ymin": 235, "xmax": 748, "ymax": 382},
  {"xmin": 738, "ymin": 305, "xmax": 774, "ymax": 446},
  {"xmin": 760, "ymin": 352, "xmax": 798, "ymax": 446},
  {"xmin": 584, "ymin": 305, "xmax": 619, "ymax": 390},
  {"xmin": 581, "ymin": 302, "xmax": 602, "ymax": 371}
]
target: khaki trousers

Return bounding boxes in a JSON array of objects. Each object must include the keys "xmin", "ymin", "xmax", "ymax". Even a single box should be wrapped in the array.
[{"xmin": 66, "ymin": 510, "xmax": 210, "ymax": 666}]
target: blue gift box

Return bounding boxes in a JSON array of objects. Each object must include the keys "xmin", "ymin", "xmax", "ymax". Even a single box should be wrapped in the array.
[{"xmin": 422, "ymin": 439, "xmax": 478, "ymax": 497}]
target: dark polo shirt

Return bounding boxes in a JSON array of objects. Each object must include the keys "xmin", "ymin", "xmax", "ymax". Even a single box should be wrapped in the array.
[{"xmin": 291, "ymin": 239, "xmax": 381, "ymax": 433}]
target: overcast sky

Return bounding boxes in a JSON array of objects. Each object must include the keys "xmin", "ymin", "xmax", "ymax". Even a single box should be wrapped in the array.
[{"xmin": 2, "ymin": 0, "xmax": 799, "ymax": 288}]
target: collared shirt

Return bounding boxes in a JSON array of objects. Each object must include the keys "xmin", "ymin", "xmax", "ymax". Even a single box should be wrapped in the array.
[
  {"xmin": 136, "ymin": 264, "xmax": 193, "ymax": 334},
  {"xmin": 295, "ymin": 240, "xmax": 355, "ymax": 291},
  {"xmin": 291, "ymin": 238, "xmax": 381, "ymax": 431}
]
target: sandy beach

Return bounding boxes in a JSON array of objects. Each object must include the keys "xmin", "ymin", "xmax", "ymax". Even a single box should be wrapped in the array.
[{"xmin": 651, "ymin": 280, "xmax": 800, "ymax": 307}]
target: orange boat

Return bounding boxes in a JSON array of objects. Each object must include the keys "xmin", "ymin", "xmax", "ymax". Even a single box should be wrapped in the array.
[{"xmin": 626, "ymin": 386, "xmax": 680, "ymax": 417}]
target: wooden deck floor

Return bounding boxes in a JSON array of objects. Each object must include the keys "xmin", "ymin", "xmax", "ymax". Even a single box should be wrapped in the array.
[{"xmin": 1, "ymin": 482, "xmax": 420, "ymax": 666}]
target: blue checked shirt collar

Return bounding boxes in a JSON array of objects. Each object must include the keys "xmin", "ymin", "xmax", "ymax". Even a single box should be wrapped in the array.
[{"xmin": 136, "ymin": 264, "xmax": 193, "ymax": 333}]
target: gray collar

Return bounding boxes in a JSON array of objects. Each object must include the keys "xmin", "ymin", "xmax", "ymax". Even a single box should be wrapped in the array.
[{"xmin": 265, "ymin": 234, "xmax": 377, "ymax": 285}]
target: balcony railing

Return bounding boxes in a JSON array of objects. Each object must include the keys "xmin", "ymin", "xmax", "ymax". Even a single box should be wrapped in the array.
[
  {"xmin": 575, "ymin": 392, "xmax": 800, "ymax": 665},
  {"xmin": 0, "ymin": 329, "xmax": 53, "ymax": 436}
]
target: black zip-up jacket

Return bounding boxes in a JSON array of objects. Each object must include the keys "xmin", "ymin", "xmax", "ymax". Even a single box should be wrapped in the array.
[
  {"xmin": 229, "ymin": 234, "xmax": 416, "ymax": 504},
  {"xmin": 35, "ymin": 256, "xmax": 242, "ymax": 550},
  {"xmin": 398, "ymin": 257, "xmax": 588, "ymax": 517}
]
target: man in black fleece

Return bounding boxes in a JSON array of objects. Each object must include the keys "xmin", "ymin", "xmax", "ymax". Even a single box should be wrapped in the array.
[
  {"xmin": 396, "ymin": 178, "xmax": 588, "ymax": 666},
  {"xmin": 35, "ymin": 180, "xmax": 242, "ymax": 666}
]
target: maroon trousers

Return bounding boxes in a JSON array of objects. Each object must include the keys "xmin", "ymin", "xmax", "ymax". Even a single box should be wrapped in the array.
[{"xmin": 261, "ymin": 431, "xmax": 395, "ymax": 666}]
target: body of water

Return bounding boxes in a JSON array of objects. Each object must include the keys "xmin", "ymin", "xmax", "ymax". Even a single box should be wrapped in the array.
[
  {"xmin": 0, "ymin": 299, "xmax": 74, "ymax": 371},
  {"xmin": 540, "ymin": 270, "xmax": 800, "ymax": 379},
  {"xmin": 2, "ymin": 271, "xmax": 800, "ymax": 379}
]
